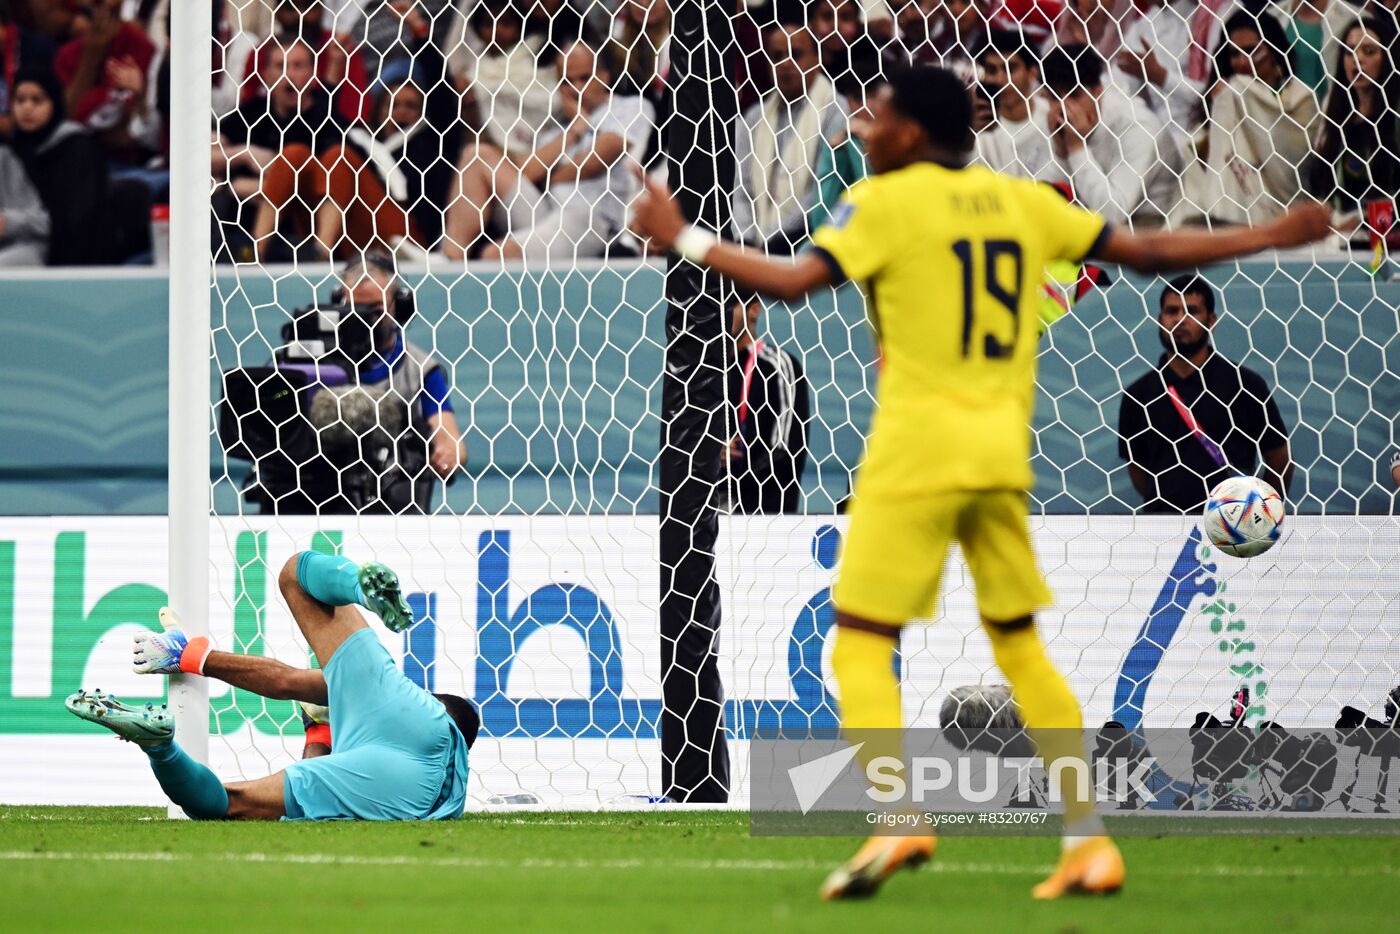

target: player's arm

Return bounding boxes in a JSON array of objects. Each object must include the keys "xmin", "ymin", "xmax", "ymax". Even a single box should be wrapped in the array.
[
  {"xmin": 691, "ymin": 242, "xmax": 835, "ymax": 301},
  {"xmin": 1093, "ymin": 204, "xmax": 1333, "ymax": 273},
  {"xmin": 631, "ymin": 175, "xmax": 836, "ymax": 301},
  {"xmin": 427, "ymin": 408, "xmax": 468, "ymax": 479},
  {"xmin": 1126, "ymin": 463, "xmax": 1153, "ymax": 500},
  {"xmin": 423, "ymin": 365, "xmax": 466, "ymax": 478},
  {"xmin": 202, "ymin": 652, "xmax": 329, "ymax": 705},
  {"xmin": 132, "ymin": 613, "xmax": 328, "ymax": 704},
  {"xmin": 1262, "ymin": 443, "xmax": 1293, "ymax": 498}
]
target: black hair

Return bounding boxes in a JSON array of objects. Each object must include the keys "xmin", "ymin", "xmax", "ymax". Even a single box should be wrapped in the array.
[
  {"xmin": 832, "ymin": 36, "xmax": 884, "ymax": 104},
  {"xmin": 885, "ymin": 64, "xmax": 974, "ymax": 154},
  {"xmin": 11, "ymin": 65, "xmax": 64, "ymax": 118},
  {"xmin": 979, "ymin": 28, "xmax": 1039, "ymax": 72},
  {"xmin": 470, "ymin": 0, "xmax": 525, "ymax": 36},
  {"xmin": 434, "ymin": 693, "xmax": 481, "ymax": 748},
  {"xmin": 9, "ymin": 66, "xmax": 67, "ymax": 160},
  {"xmin": 371, "ymin": 75, "xmax": 425, "ymax": 125},
  {"xmin": 1040, "ymin": 42, "xmax": 1104, "ymax": 94},
  {"xmin": 1216, "ymin": 9, "xmax": 1292, "ymax": 82},
  {"xmin": 1161, "ymin": 274, "xmax": 1216, "ymax": 316},
  {"xmin": 1314, "ymin": 17, "xmax": 1400, "ymax": 200}
]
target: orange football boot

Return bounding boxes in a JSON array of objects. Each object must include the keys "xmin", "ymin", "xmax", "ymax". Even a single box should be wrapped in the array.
[
  {"xmin": 820, "ymin": 834, "xmax": 936, "ymax": 900},
  {"xmin": 1032, "ymin": 836, "xmax": 1125, "ymax": 899}
]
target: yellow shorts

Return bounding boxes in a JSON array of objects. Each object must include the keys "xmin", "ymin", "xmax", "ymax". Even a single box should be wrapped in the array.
[{"xmin": 832, "ymin": 490, "xmax": 1052, "ymax": 625}]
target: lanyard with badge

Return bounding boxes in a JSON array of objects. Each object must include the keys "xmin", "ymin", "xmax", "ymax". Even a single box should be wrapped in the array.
[
  {"xmin": 735, "ymin": 340, "xmax": 764, "ymax": 449},
  {"xmin": 719, "ymin": 340, "xmax": 764, "ymax": 512},
  {"xmin": 1164, "ymin": 385, "xmax": 1227, "ymax": 468}
]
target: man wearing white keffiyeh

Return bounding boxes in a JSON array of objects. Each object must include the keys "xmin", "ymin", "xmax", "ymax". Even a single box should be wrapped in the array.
[{"xmin": 732, "ymin": 25, "xmax": 849, "ymax": 254}]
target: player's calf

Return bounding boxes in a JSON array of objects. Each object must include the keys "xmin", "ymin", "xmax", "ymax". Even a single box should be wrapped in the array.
[
  {"xmin": 66, "ymin": 690, "xmax": 231, "ymax": 820},
  {"xmin": 281, "ymin": 551, "xmax": 415, "ymax": 633},
  {"xmin": 224, "ymin": 774, "xmax": 289, "ymax": 820}
]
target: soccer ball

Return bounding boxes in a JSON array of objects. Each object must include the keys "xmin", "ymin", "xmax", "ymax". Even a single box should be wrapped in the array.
[{"xmin": 1203, "ymin": 476, "xmax": 1285, "ymax": 558}]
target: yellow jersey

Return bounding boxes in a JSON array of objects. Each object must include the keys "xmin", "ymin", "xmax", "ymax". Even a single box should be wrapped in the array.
[{"xmin": 810, "ymin": 162, "xmax": 1107, "ymax": 498}]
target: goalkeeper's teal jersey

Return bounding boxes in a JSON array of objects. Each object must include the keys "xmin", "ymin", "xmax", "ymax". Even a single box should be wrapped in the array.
[{"xmin": 281, "ymin": 629, "xmax": 469, "ymax": 821}]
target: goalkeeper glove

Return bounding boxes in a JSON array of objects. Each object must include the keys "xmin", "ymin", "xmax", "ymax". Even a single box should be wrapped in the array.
[
  {"xmin": 132, "ymin": 607, "xmax": 214, "ymax": 675},
  {"xmin": 299, "ymin": 701, "xmax": 331, "ymax": 727},
  {"xmin": 299, "ymin": 701, "xmax": 333, "ymax": 750}
]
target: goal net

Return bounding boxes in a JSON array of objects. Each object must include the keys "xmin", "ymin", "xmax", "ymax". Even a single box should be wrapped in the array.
[{"xmin": 187, "ymin": 0, "xmax": 1400, "ymax": 810}]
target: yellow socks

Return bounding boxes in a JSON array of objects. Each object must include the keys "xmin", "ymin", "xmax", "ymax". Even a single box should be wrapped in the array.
[
  {"xmin": 834, "ymin": 619, "xmax": 1100, "ymax": 835},
  {"xmin": 985, "ymin": 620, "xmax": 1099, "ymax": 831},
  {"xmin": 832, "ymin": 624, "xmax": 903, "ymax": 777}
]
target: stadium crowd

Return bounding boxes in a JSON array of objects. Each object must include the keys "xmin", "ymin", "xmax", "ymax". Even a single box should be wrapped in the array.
[{"xmin": 0, "ymin": 0, "xmax": 1397, "ymax": 266}]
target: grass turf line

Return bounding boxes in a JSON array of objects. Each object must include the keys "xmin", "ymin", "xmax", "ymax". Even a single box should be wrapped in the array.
[{"xmin": 2, "ymin": 807, "xmax": 1398, "ymax": 933}]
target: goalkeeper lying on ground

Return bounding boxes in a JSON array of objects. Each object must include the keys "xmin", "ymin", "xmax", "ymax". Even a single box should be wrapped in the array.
[{"xmin": 65, "ymin": 553, "xmax": 479, "ymax": 821}]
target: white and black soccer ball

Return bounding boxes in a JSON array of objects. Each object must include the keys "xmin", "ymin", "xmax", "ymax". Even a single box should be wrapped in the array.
[{"xmin": 1202, "ymin": 476, "xmax": 1285, "ymax": 558}]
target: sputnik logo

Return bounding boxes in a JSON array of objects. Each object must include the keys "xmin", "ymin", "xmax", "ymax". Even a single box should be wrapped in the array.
[{"xmin": 787, "ymin": 743, "xmax": 864, "ymax": 814}]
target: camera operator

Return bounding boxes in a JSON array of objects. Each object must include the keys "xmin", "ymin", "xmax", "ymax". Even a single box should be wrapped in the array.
[
  {"xmin": 227, "ymin": 251, "xmax": 467, "ymax": 514},
  {"xmin": 336, "ymin": 252, "xmax": 467, "ymax": 480},
  {"xmin": 1335, "ymin": 687, "xmax": 1400, "ymax": 812}
]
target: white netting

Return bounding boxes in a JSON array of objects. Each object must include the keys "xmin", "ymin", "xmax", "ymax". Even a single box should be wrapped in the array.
[{"xmin": 192, "ymin": 0, "xmax": 1400, "ymax": 808}]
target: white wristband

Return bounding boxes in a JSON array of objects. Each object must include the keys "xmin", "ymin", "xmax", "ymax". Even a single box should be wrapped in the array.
[{"xmin": 674, "ymin": 226, "xmax": 718, "ymax": 264}]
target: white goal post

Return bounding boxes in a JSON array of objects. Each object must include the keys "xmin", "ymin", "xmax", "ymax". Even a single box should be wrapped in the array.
[
  {"xmin": 140, "ymin": 0, "xmax": 1400, "ymax": 816},
  {"xmin": 167, "ymin": 0, "xmax": 215, "ymax": 803}
]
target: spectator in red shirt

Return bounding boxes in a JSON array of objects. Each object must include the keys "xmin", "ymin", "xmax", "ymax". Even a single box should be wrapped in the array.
[
  {"xmin": 990, "ymin": 0, "xmax": 1064, "ymax": 46},
  {"xmin": 52, "ymin": 0, "xmax": 154, "ymax": 161}
]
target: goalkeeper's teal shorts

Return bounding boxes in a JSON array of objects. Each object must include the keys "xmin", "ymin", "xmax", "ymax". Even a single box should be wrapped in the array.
[{"xmin": 281, "ymin": 629, "xmax": 469, "ymax": 821}]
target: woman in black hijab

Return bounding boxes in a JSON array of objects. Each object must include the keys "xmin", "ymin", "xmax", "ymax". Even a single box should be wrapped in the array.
[{"xmin": 10, "ymin": 66, "xmax": 113, "ymax": 265}]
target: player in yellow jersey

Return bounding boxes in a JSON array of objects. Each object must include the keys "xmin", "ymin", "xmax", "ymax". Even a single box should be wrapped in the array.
[{"xmin": 632, "ymin": 65, "xmax": 1332, "ymax": 902}]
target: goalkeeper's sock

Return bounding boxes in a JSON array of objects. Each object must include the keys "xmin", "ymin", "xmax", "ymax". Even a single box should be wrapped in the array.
[
  {"xmin": 141, "ymin": 740, "xmax": 229, "ymax": 821},
  {"xmin": 985, "ymin": 619, "xmax": 1103, "ymax": 836},
  {"xmin": 296, "ymin": 551, "xmax": 366, "ymax": 608},
  {"xmin": 832, "ymin": 624, "xmax": 903, "ymax": 778}
]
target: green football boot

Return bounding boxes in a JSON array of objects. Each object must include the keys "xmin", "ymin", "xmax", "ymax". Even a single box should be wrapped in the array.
[
  {"xmin": 65, "ymin": 689, "xmax": 173, "ymax": 744},
  {"xmin": 358, "ymin": 561, "xmax": 415, "ymax": 633}
]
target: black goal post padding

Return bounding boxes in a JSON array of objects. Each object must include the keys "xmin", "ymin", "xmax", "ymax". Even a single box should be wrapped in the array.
[{"xmin": 658, "ymin": 0, "xmax": 739, "ymax": 803}]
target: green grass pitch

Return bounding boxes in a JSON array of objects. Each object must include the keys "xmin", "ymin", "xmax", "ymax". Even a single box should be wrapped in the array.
[{"xmin": 3, "ymin": 807, "xmax": 1397, "ymax": 932}]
